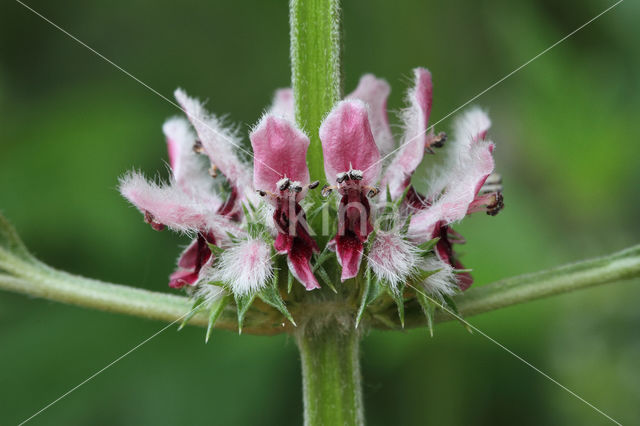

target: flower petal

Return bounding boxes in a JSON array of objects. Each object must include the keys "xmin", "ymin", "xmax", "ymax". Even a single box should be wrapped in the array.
[
  {"xmin": 250, "ymin": 114, "xmax": 310, "ymax": 193},
  {"xmin": 119, "ymin": 171, "xmax": 242, "ymax": 238},
  {"xmin": 419, "ymin": 107, "xmax": 492, "ymax": 199},
  {"xmin": 268, "ymin": 88, "xmax": 295, "ymax": 122},
  {"xmin": 319, "ymin": 100, "xmax": 381, "ymax": 186},
  {"xmin": 332, "ymin": 233, "xmax": 364, "ymax": 282},
  {"xmin": 162, "ymin": 117, "xmax": 222, "ymax": 203},
  {"xmin": 368, "ymin": 231, "xmax": 418, "ymax": 292},
  {"xmin": 174, "ymin": 88, "xmax": 252, "ymax": 191},
  {"xmin": 206, "ymin": 239, "xmax": 273, "ymax": 296},
  {"xmin": 408, "ymin": 140, "xmax": 495, "ymax": 241},
  {"xmin": 380, "ymin": 68, "xmax": 433, "ymax": 200},
  {"xmin": 287, "ymin": 236, "xmax": 321, "ymax": 290},
  {"xmin": 346, "ymin": 74, "xmax": 395, "ymax": 155}
]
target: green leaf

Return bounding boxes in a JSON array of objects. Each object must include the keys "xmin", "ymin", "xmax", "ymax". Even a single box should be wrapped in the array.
[
  {"xmin": 234, "ymin": 292, "xmax": 257, "ymax": 334},
  {"xmin": 205, "ymin": 295, "xmax": 231, "ymax": 343},
  {"xmin": 415, "ymin": 290, "xmax": 435, "ymax": 337},
  {"xmin": 355, "ymin": 268, "xmax": 384, "ymax": 328},
  {"xmin": 178, "ymin": 297, "xmax": 206, "ymax": 331},
  {"xmin": 418, "ymin": 237, "xmax": 440, "ymax": 255},
  {"xmin": 258, "ymin": 270, "xmax": 296, "ymax": 326}
]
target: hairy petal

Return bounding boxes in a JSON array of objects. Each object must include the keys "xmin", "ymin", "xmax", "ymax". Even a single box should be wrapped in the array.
[
  {"xmin": 162, "ymin": 117, "xmax": 221, "ymax": 204},
  {"xmin": 119, "ymin": 172, "xmax": 241, "ymax": 238},
  {"xmin": 381, "ymin": 68, "xmax": 433, "ymax": 199},
  {"xmin": 420, "ymin": 107, "xmax": 492, "ymax": 199},
  {"xmin": 206, "ymin": 239, "xmax": 273, "ymax": 296},
  {"xmin": 418, "ymin": 257, "xmax": 457, "ymax": 298},
  {"xmin": 250, "ymin": 114, "xmax": 310, "ymax": 193},
  {"xmin": 268, "ymin": 88, "xmax": 295, "ymax": 122},
  {"xmin": 347, "ymin": 74, "xmax": 394, "ymax": 155},
  {"xmin": 319, "ymin": 100, "xmax": 381, "ymax": 185},
  {"xmin": 368, "ymin": 231, "xmax": 419, "ymax": 292},
  {"xmin": 174, "ymin": 88, "xmax": 252, "ymax": 191},
  {"xmin": 408, "ymin": 140, "xmax": 495, "ymax": 241}
]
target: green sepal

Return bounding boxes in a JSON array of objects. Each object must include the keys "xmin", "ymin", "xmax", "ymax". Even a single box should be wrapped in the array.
[
  {"xmin": 287, "ymin": 269, "xmax": 295, "ymax": 293},
  {"xmin": 312, "ymin": 247, "xmax": 332, "ymax": 272},
  {"xmin": 178, "ymin": 297, "xmax": 206, "ymax": 331},
  {"xmin": 400, "ymin": 213, "xmax": 412, "ymax": 235},
  {"xmin": 258, "ymin": 270, "xmax": 296, "ymax": 326},
  {"xmin": 205, "ymin": 295, "xmax": 231, "ymax": 343},
  {"xmin": 355, "ymin": 268, "xmax": 384, "ymax": 328},
  {"xmin": 414, "ymin": 268, "xmax": 441, "ymax": 284},
  {"xmin": 206, "ymin": 242, "xmax": 225, "ymax": 258},
  {"xmin": 234, "ymin": 292, "xmax": 257, "ymax": 334},
  {"xmin": 225, "ymin": 231, "xmax": 240, "ymax": 244},
  {"xmin": 392, "ymin": 185, "xmax": 412, "ymax": 209},
  {"xmin": 415, "ymin": 290, "xmax": 435, "ymax": 337},
  {"xmin": 387, "ymin": 282, "xmax": 406, "ymax": 328},
  {"xmin": 442, "ymin": 294, "xmax": 473, "ymax": 334},
  {"xmin": 418, "ymin": 237, "xmax": 440, "ymax": 255},
  {"xmin": 315, "ymin": 265, "xmax": 337, "ymax": 293}
]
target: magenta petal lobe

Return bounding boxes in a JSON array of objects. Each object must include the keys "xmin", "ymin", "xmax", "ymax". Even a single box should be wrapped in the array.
[{"xmin": 319, "ymin": 100, "xmax": 381, "ymax": 186}]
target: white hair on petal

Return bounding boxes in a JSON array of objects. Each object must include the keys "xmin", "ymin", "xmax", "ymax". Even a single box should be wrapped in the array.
[
  {"xmin": 418, "ymin": 256, "xmax": 457, "ymax": 299},
  {"xmin": 419, "ymin": 107, "xmax": 492, "ymax": 199},
  {"xmin": 206, "ymin": 239, "xmax": 273, "ymax": 296},
  {"xmin": 162, "ymin": 116, "xmax": 219, "ymax": 202},
  {"xmin": 174, "ymin": 88, "xmax": 253, "ymax": 192},
  {"xmin": 368, "ymin": 231, "xmax": 419, "ymax": 293},
  {"xmin": 119, "ymin": 171, "xmax": 208, "ymax": 232},
  {"xmin": 119, "ymin": 171, "xmax": 244, "ymax": 241}
]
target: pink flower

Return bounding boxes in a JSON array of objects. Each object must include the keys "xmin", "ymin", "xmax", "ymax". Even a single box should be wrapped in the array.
[
  {"xmin": 119, "ymin": 66, "xmax": 503, "ymax": 303},
  {"xmin": 317, "ymin": 68, "xmax": 503, "ymax": 289},
  {"xmin": 319, "ymin": 100, "xmax": 380, "ymax": 281},
  {"xmin": 250, "ymin": 114, "xmax": 320, "ymax": 290}
]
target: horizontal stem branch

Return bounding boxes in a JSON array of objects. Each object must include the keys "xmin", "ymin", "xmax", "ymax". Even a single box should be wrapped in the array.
[
  {"xmin": 402, "ymin": 244, "xmax": 640, "ymax": 329},
  {"xmin": 1, "ymin": 245, "xmax": 639, "ymax": 334}
]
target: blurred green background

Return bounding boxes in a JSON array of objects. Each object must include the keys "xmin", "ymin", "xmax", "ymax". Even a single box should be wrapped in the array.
[{"xmin": 1, "ymin": 0, "xmax": 639, "ymax": 424}]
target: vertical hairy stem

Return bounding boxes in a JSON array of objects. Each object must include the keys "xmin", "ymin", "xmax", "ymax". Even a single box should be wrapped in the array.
[
  {"xmin": 296, "ymin": 324, "xmax": 364, "ymax": 426},
  {"xmin": 290, "ymin": 0, "xmax": 342, "ymax": 183},
  {"xmin": 289, "ymin": 2, "xmax": 358, "ymax": 423}
]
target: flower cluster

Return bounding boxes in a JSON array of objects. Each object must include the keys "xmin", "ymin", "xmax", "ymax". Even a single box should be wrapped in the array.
[{"xmin": 119, "ymin": 67, "xmax": 503, "ymax": 332}]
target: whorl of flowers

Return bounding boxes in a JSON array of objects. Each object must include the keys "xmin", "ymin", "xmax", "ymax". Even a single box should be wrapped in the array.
[{"xmin": 119, "ymin": 67, "xmax": 503, "ymax": 333}]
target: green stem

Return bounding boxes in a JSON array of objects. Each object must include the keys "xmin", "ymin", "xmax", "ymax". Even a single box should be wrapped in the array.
[
  {"xmin": 2, "ymin": 244, "xmax": 639, "ymax": 333},
  {"xmin": 403, "ymin": 244, "xmax": 640, "ymax": 329},
  {"xmin": 296, "ymin": 323, "xmax": 364, "ymax": 426},
  {"xmin": 290, "ymin": 0, "xmax": 342, "ymax": 183}
]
